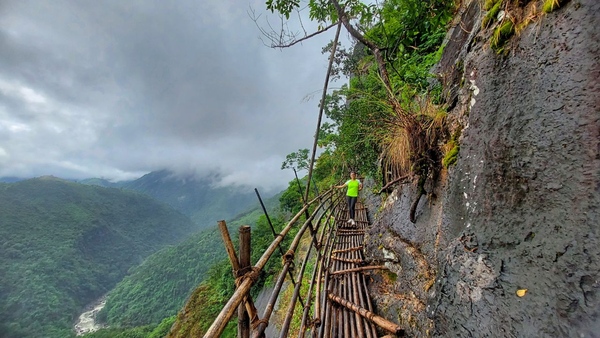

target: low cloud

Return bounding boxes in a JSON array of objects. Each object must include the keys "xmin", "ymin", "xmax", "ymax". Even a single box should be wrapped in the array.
[{"xmin": 0, "ymin": 0, "xmax": 339, "ymax": 192}]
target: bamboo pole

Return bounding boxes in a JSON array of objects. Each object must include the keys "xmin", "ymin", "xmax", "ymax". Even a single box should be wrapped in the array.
[
  {"xmin": 327, "ymin": 293, "xmax": 405, "ymax": 336},
  {"xmin": 238, "ymin": 226, "xmax": 251, "ymax": 338},
  {"xmin": 329, "ymin": 265, "xmax": 388, "ymax": 276},
  {"xmin": 205, "ymin": 194, "xmax": 331, "ymax": 338},
  {"xmin": 332, "ymin": 246, "xmax": 363, "ymax": 254},
  {"xmin": 251, "ymin": 260, "xmax": 292, "ymax": 338},
  {"xmin": 330, "ymin": 257, "xmax": 363, "ymax": 264},
  {"xmin": 255, "ymin": 187, "xmax": 306, "ymax": 309},
  {"xmin": 217, "ymin": 221, "xmax": 258, "ymax": 322}
]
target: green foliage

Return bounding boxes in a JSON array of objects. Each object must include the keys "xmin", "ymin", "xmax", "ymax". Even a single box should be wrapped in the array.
[
  {"xmin": 279, "ymin": 178, "xmax": 306, "ymax": 214},
  {"xmin": 442, "ymin": 141, "xmax": 460, "ymax": 168},
  {"xmin": 299, "ymin": 0, "xmax": 455, "ymax": 182},
  {"xmin": 282, "ymin": 148, "xmax": 310, "ymax": 171},
  {"xmin": 484, "ymin": 0, "xmax": 502, "ymax": 11},
  {"xmin": 542, "ymin": 0, "xmax": 564, "ymax": 13},
  {"xmin": 482, "ymin": 1, "xmax": 502, "ymax": 28},
  {"xmin": 443, "ymin": 127, "xmax": 462, "ymax": 168},
  {"xmin": 98, "ymin": 228, "xmax": 227, "ymax": 327},
  {"xmin": 267, "ymin": 0, "xmax": 375, "ymax": 27},
  {"xmin": 490, "ymin": 20, "xmax": 515, "ymax": 53},
  {"xmin": 0, "ymin": 177, "xmax": 197, "ymax": 338}
]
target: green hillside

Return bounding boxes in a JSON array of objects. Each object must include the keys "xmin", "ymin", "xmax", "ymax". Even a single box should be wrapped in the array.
[
  {"xmin": 94, "ymin": 190, "xmax": 282, "ymax": 328},
  {"xmin": 97, "ymin": 227, "xmax": 226, "ymax": 327},
  {"xmin": 0, "ymin": 177, "xmax": 197, "ymax": 338}
]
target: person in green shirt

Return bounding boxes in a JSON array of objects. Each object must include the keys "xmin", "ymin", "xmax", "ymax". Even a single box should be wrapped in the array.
[{"xmin": 334, "ymin": 171, "xmax": 363, "ymax": 225}]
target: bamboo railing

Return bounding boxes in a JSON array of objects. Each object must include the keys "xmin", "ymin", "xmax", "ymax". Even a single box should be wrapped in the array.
[{"xmin": 203, "ymin": 188, "xmax": 404, "ymax": 338}]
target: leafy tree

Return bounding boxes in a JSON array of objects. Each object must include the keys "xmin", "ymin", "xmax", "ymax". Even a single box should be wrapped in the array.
[
  {"xmin": 281, "ymin": 148, "xmax": 310, "ymax": 171},
  {"xmin": 266, "ymin": 0, "xmax": 455, "ymax": 219}
]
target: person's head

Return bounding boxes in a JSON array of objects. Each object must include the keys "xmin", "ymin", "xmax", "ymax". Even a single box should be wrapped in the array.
[{"xmin": 350, "ymin": 171, "xmax": 356, "ymax": 179}]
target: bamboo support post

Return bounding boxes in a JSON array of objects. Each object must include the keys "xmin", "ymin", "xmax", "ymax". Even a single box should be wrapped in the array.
[
  {"xmin": 238, "ymin": 226, "xmax": 251, "ymax": 338},
  {"xmin": 217, "ymin": 221, "xmax": 258, "ymax": 323}
]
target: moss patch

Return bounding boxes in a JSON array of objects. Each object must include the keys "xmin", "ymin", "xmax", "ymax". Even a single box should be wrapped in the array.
[
  {"xmin": 442, "ymin": 141, "xmax": 460, "ymax": 168},
  {"xmin": 384, "ymin": 269, "xmax": 398, "ymax": 283},
  {"xmin": 490, "ymin": 20, "xmax": 515, "ymax": 53},
  {"xmin": 443, "ymin": 127, "xmax": 462, "ymax": 168},
  {"xmin": 542, "ymin": 0, "xmax": 568, "ymax": 13},
  {"xmin": 484, "ymin": 0, "xmax": 503, "ymax": 11},
  {"xmin": 482, "ymin": 1, "xmax": 503, "ymax": 28}
]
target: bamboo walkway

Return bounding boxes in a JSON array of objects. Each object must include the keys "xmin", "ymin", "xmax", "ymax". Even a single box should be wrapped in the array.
[
  {"xmin": 204, "ymin": 189, "xmax": 404, "ymax": 338},
  {"xmin": 318, "ymin": 201, "xmax": 402, "ymax": 338}
]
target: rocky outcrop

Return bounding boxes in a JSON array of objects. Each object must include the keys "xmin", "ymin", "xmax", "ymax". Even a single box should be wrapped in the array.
[{"xmin": 364, "ymin": 0, "xmax": 599, "ymax": 336}]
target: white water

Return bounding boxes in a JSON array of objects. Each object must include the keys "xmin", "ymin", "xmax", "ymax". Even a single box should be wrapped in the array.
[{"xmin": 74, "ymin": 296, "xmax": 107, "ymax": 336}]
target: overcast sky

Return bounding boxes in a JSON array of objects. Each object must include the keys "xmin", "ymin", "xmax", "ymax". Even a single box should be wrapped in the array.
[{"xmin": 0, "ymin": 0, "xmax": 345, "ymax": 192}]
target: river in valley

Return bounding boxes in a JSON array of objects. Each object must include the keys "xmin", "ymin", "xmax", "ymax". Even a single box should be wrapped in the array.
[{"xmin": 73, "ymin": 295, "xmax": 107, "ymax": 335}]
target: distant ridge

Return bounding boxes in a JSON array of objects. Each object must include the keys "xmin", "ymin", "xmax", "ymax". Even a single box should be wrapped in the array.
[
  {"xmin": 108, "ymin": 170, "xmax": 267, "ymax": 228},
  {"xmin": 79, "ymin": 177, "xmax": 127, "ymax": 188}
]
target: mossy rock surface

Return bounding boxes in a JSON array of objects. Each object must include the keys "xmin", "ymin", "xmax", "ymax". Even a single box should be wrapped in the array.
[{"xmin": 491, "ymin": 20, "xmax": 515, "ymax": 53}]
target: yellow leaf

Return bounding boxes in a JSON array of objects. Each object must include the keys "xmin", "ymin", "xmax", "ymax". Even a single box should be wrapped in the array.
[{"xmin": 516, "ymin": 289, "xmax": 528, "ymax": 297}]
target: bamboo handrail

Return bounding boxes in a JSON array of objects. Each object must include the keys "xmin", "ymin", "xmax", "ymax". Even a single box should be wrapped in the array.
[{"xmin": 204, "ymin": 191, "xmax": 333, "ymax": 338}]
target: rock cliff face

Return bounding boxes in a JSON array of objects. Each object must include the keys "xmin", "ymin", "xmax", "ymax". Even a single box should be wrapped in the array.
[{"xmin": 363, "ymin": 0, "xmax": 599, "ymax": 336}]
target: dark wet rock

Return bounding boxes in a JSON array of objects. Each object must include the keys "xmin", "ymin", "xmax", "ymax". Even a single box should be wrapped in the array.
[{"xmin": 363, "ymin": 0, "xmax": 599, "ymax": 336}]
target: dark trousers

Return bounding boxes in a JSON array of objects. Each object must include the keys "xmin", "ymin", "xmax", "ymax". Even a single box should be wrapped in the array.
[{"xmin": 347, "ymin": 196, "xmax": 357, "ymax": 220}]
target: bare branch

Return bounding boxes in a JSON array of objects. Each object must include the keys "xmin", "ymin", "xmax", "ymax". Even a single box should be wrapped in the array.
[
  {"xmin": 271, "ymin": 22, "xmax": 339, "ymax": 48},
  {"xmin": 248, "ymin": 5, "xmax": 338, "ymax": 49}
]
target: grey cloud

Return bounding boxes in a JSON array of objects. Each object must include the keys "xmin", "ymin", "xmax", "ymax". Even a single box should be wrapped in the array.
[{"xmin": 0, "ymin": 0, "xmax": 337, "ymax": 191}]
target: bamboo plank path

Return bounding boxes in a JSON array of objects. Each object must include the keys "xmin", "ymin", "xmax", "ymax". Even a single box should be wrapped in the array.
[{"xmin": 318, "ymin": 200, "xmax": 403, "ymax": 338}]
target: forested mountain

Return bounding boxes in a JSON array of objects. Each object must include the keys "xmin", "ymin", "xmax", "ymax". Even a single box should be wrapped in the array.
[
  {"xmin": 83, "ymin": 170, "xmax": 263, "ymax": 228},
  {"xmin": 99, "ymin": 191, "xmax": 280, "ymax": 323},
  {"xmin": 97, "ymin": 228, "xmax": 226, "ymax": 327},
  {"xmin": 0, "ymin": 177, "xmax": 197, "ymax": 338}
]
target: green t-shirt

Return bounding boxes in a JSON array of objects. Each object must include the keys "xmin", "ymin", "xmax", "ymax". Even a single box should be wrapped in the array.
[{"xmin": 345, "ymin": 179, "xmax": 361, "ymax": 197}]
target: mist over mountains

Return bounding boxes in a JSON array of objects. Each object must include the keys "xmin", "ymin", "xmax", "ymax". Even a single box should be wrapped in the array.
[{"xmin": 81, "ymin": 169, "xmax": 268, "ymax": 228}]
